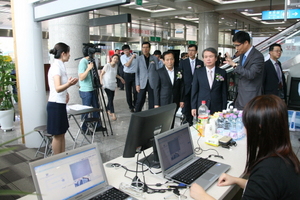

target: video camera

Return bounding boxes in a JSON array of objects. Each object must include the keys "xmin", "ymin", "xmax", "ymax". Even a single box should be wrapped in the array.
[{"xmin": 82, "ymin": 43, "xmax": 105, "ymax": 63}]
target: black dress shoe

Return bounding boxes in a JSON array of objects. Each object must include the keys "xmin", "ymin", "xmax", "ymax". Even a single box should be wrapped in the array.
[
  {"xmin": 130, "ymin": 108, "xmax": 135, "ymax": 113},
  {"xmin": 96, "ymin": 126, "xmax": 107, "ymax": 132}
]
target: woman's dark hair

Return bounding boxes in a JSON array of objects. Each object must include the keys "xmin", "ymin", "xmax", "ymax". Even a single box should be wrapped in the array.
[
  {"xmin": 111, "ymin": 54, "xmax": 120, "ymax": 60},
  {"xmin": 49, "ymin": 42, "xmax": 70, "ymax": 59},
  {"xmin": 243, "ymin": 95, "xmax": 300, "ymax": 174}
]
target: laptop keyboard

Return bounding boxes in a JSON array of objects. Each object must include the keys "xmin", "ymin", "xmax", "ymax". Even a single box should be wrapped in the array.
[
  {"xmin": 91, "ymin": 187, "xmax": 130, "ymax": 200},
  {"xmin": 172, "ymin": 158, "xmax": 216, "ymax": 185}
]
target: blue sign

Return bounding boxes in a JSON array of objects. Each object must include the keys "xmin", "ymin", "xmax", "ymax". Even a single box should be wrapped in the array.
[{"xmin": 262, "ymin": 9, "xmax": 300, "ymax": 20}]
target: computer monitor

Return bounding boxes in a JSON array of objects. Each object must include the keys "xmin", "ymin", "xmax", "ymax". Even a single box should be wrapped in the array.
[
  {"xmin": 123, "ymin": 103, "xmax": 177, "ymax": 168},
  {"xmin": 288, "ymin": 77, "xmax": 300, "ymax": 109}
]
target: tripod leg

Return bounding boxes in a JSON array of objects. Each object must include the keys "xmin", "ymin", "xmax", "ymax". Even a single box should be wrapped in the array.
[{"xmin": 97, "ymin": 87, "xmax": 113, "ymax": 136}]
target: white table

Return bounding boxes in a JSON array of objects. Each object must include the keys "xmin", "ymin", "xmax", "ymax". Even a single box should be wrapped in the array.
[
  {"xmin": 103, "ymin": 127, "xmax": 247, "ymax": 200},
  {"xmin": 20, "ymin": 127, "xmax": 247, "ymax": 200}
]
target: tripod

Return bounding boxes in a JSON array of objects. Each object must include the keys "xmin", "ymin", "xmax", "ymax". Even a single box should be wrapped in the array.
[{"xmin": 90, "ymin": 60, "xmax": 113, "ymax": 136}]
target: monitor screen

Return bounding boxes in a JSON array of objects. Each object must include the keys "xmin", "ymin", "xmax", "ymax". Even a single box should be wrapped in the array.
[
  {"xmin": 288, "ymin": 77, "xmax": 300, "ymax": 109},
  {"xmin": 123, "ymin": 103, "xmax": 177, "ymax": 168}
]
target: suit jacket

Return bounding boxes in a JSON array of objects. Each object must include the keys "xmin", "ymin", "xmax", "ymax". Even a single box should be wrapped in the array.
[
  {"xmin": 135, "ymin": 54, "xmax": 159, "ymax": 89},
  {"xmin": 234, "ymin": 47, "xmax": 264, "ymax": 110},
  {"xmin": 191, "ymin": 66, "xmax": 227, "ymax": 114},
  {"xmin": 263, "ymin": 59, "xmax": 287, "ymax": 101},
  {"xmin": 153, "ymin": 67, "xmax": 184, "ymax": 108},
  {"xmin": 179, "ymin": 58, "xmax": 204, "ymax": 96}
]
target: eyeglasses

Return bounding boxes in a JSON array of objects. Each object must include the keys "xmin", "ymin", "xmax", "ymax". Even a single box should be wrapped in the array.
[
  {"xmin": 272, "ymin": 50, "xmax": 282, "ymax": 53},
  {"xmin": 233, "ymin": 43, "xmax": 243, "ymax": 47}
]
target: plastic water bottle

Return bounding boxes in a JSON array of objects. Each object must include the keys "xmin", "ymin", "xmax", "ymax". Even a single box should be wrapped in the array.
[
  {"xmin": 197, "ymin": 100, "xmax": 209, "ymax": 137},
  {"xmin": 216, "ymin": 113, "xmax": 224, "ymax": 135},
  {"xmin": 230, "ymin": 115, "xmax": 238, "ymax": 139},
  {"xmin": 223, "ymin": 114, "xmax": 231, "ymax": 136},
  {"xmin": 236, "ymin": 113, "xmax": 244, "ymax": 139}
]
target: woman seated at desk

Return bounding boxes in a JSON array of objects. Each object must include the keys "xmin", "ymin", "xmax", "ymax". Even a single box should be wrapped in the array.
[{"xmin": 190, "ymin": 94, "xmax": 300, "ymax": 200}]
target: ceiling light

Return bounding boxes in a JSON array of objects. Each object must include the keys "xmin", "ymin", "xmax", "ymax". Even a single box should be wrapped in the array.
[
  {"xmin": 241, "ymin": 12, "xmax": 262, "ymax": 16},
  {"xmin": 261, "ymin": 21, "xmax": 285, "ymax": 25},
  {"xmin": 175, "ymin": 16, "xmax": 178, "ymax": 18},
  {"xmin": 188, "ymin": 7, "xmax": 192, "ymax": 9},
  {"xmin": 166, "ymin": 22, "xmax": 169, "ymax": 24},
  {"xmin": 244, "ymin": 9, "xmax": 248, "ymax": 12},
  {"xmin": 221, "ymin": 17, "xmax": 224, "ymax": 19},
  {"xmin": 135, "ymin": 7, "xmax": 175, "ymax": 13},
  {"xmin": 178, "ymin": 17, "xmax": 198, "ymax": 21},
  {"xmin": 212, "ymin": 0, "xmax": 255, "ymax": 4},
  {"xmin": 251, "ymin": 17, "xmax": 262, "ymax": 21}
]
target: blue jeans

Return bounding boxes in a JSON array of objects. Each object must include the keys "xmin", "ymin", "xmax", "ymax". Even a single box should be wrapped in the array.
[{"xmin": 79, "ymin": 90, "xmax": 101, "ymax": 130}]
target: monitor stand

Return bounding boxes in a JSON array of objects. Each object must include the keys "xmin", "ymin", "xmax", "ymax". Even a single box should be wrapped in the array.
[{"xmin": 138, "ymin": 143, "xmax": 160, "ymax": 169}]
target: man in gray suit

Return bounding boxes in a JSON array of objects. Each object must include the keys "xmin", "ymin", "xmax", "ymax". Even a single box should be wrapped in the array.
[
  {"xmin": 135, "ymin": 42, "xmax": 159, "ymax": 112},
  {"xmin": 225, "ymin": 31, "xmax": 264, "ymax": 110}
]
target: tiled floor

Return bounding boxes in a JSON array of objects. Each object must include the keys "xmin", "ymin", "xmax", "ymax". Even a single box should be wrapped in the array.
[
  {"xmin": 0, "ymin": 89, "xmax": 182, "ymax": 163},
  {"xmin": 1, "ymin": 89, "xmax": 300, "ymax": 163}
]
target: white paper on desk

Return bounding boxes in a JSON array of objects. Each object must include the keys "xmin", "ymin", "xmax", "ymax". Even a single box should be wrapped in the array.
[{"xmin": 67, "ymin": 104, "xmax": 93, "ymax": 111}]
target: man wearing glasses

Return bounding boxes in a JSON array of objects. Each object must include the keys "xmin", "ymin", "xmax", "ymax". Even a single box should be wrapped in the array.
[
  {"xmin": 262, "ymin": 43, "xmax": 286, "ymax": 102},
  {"xmin": 224, "ymin": 31, "xmax": 264, "ymax": 110},
  {"xmin": 180, "ymin": 44, "xmax": 204, "ymax": 126}
]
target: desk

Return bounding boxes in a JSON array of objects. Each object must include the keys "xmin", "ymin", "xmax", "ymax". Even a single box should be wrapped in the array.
[
  {"xmin": 103, "ymin": 127, "xmax": 246, "ymax": 200},
  {"xmin": 19, "ymin": 127, "xmax": 246, "ymax": 200},
  {"xmin": 67, "ymin": 106, "xmax": 104, "ymax": 148}
]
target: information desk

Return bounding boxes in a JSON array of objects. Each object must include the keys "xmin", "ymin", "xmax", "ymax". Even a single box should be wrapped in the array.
[{"xmin": 19, "ymin": 127, "xmax": 246, "ymax": 200}]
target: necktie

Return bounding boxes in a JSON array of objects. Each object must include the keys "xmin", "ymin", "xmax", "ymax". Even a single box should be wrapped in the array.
[
  {"xmin": 242, "ymin": 55, "xmax": 247, "ymax": 66},
  {"xmin": 275, "ymin": 62, "xmax": 282, "ymax": 84},
  {"xmin": 191, "ymin": 60, "xmax": 195, "ymax": 74},
  {"xmin": 208, "ymin": 70, "xmax": 213, "ymax": 88}
]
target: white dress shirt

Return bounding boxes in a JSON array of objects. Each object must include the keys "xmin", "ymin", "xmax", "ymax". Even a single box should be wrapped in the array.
[{"xmin": 166, "ymin": 67, "xmax": 174, "ymax": 85}]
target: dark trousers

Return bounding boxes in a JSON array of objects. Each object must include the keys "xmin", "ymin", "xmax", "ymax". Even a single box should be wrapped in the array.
[
  {"xmin": 104, "ymin": 88, "xmax": 115, "ymax": 113},
  {"xmin": 182, "ymin": 91, "xmax": 193, "ymax": 126},
  {"xmin": 117, "ymin": 62, "xmax": 124, "ymax": 89},
  {"xmin": 79, "ymin": 90, "xmax": 101, "ymax": 130},
  {"xmin": 135, "ymin": 81, "xmax": 154, "ymax": 112},
  {"xmin": 124, "ymin": 73, "xmax": 137, "ymax": 109}
]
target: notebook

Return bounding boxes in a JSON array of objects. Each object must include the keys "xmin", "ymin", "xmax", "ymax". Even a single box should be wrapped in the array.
[
  {"xmin": 154, "ymin": 124, "xmax": 230, "ymax": 190},
  {"xmin": 29, "ymin": 143, "xmax": 137, "ymax": 200}
]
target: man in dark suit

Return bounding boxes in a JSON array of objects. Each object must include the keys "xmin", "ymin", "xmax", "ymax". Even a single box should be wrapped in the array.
[
  {"xmin": 179, "ymin": 44, "xmax": 204, "ymax": 126},
  {"xmin": 224, "ymin": 31, "xmax": 264, "ymax": 110},
  {"xmin": 263, "ymin": 43, "xmax": 287, "ymax": 102},
  {"xmin": 153, "ymin": 51, "xmax": 184, "ymax": 127},
  {"xmin": 191, "ymin": 47, "xmax": 227, "ymax": 116},
  {"xmin": 135, "ymin": 42, "xmax": 158, "ymax": 112}
]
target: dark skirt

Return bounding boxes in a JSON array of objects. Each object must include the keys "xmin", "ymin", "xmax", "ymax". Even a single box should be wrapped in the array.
[{"xmin": 47, "ymin": 102, "xmax": 69, "ymax": 135}]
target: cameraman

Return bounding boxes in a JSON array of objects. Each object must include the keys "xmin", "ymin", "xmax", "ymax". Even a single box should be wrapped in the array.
[{"xmin": 78, "ymin": 43, "xmax": 106, "ymax": 132}]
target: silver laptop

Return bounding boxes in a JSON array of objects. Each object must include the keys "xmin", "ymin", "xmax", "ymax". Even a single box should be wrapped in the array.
[
  {"xmin": 154, "ymin": 124, "xmax": 230, "ymax": 190},
  {"xmin": 29, "ymin": 143, "xmax": 137, "ymax": 200}
]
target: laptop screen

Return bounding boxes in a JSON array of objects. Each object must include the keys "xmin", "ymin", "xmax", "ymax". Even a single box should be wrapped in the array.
[
  {"xmin": 31, "ymin": 145, "xmax": 105, "ymax": 200},
  {"xmin": 156, "ymin": 125, "xmax": 194, "ymax": 171}
]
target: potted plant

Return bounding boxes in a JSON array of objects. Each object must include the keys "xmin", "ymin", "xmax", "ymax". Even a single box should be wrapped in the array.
[{"xmin": 0, "ymin": 54, "xmax": 17, "ymax": 130}]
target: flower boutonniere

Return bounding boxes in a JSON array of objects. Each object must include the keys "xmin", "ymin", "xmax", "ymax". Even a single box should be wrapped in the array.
[
  {"xmin": 150, "ymin": 60, "xmax": 155, "ymax": 64},
  {"xmin": 215, "ymin": 73, "xmax": 224, "ymax": 81},
  {"xmin": 196, "ymin": 65, "xmax": 201, "ymax": 69},
  {"xmin": 177, "ymin": 71, "xmax": 182, "ymax": 79}
]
